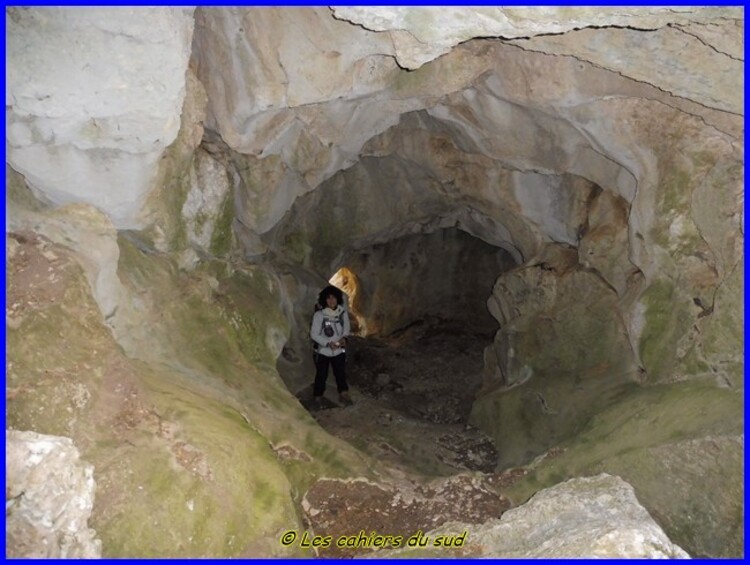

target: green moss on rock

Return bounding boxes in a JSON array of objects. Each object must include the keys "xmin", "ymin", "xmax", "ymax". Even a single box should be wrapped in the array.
[
  {"xmin": 209, "ymin": 192, "xmax": 235, "ymax": 256},
  {"xmin": 6, "ymin": 165, "xmax": 47, "ymax": 213},
  {"xmin": 92, "ymin": 367, "xmax": 302, "ymax": 558},
  {"xmin": 691, "ymin": 264, "xmax": 744, "ymax": 387},
  {"xmin": 500, "ymin": 379, "xmax": 743, "ymax": 557},
  {"xmin": 8, "ymin": 229, "xmax": 378, "ymax": 557},
  {"xmin": 638, "ymin": 278, "xmax": 693, "ymax": 380}
]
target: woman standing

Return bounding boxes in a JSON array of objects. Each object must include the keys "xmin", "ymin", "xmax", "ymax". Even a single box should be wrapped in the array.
[{"xmin": 310, "ymin": 285, "xmax": 352, "ymax": 407}]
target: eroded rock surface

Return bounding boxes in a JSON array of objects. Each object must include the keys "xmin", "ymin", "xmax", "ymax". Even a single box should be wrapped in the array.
[
  {"xmin": 6, "ymin": 7, "xmax": 195, "ymax": 227},
  {"xmin": 378, "ymin": 474, "xmax": 689, "ymax": 558},
  {"xmin": 510, "ymin": 23, "xmax": 744, "ymax": 114},
  {"xmin": 5, "ymin": 226, "xmax": 375, "ymax": 557},
  {"xmin": 501, "ymin": 380, "xmax": 744, "ymax": 558},
  {"xmin": 332, "ymin": 6, "xmax": 741, "ymax": 75},
  {"xmin": 6, "ymin": 430, "xmax": 102, "ymax": 558},
  {"xmin": 473, "ymin": 244, "xmax": 641, "ymax": 466}
]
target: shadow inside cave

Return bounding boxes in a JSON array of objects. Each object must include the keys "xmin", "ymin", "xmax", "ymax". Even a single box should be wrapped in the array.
[{"xmin": 296, "ymin": 315, "xmax": 500, "ymax": 477}]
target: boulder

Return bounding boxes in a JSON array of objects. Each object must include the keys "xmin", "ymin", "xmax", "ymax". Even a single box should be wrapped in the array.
[
  {"xmin": 6, "ymin": 430, "xmax": 102, "ymax": 558},
  {"xmin": 378, "ymin": 474, "xmax": 688, "ymax": 558}
]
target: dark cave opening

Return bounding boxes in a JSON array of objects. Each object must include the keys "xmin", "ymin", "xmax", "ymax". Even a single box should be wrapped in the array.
[{"xmin": 281, "ymin": 226, "xmax": 519, "ymax": 476}]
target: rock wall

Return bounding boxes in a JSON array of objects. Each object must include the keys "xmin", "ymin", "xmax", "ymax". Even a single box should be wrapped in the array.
[
  {"xmin": 471, "ymin": 95, "xmax": 743, "ymax": 463},
  {"xmin": 332, "ymin": 7, "xmax": 741, "ymax": 83},
  {"xmin": 474, "ymin": 244, "xmax": 641, "ymax": 466},
  {"xmin": 500, "ymin": 380, "xmax": 743, "ymax": 557},
  {"xmin": 6, "ymin": 8, "xmax": 195, "ymax": 228}
]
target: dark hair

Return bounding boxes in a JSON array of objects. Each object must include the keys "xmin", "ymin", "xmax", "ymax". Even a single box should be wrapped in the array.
[{"xmin": 318, "ymin": 285, "xmax": 344, "ymax": 308}]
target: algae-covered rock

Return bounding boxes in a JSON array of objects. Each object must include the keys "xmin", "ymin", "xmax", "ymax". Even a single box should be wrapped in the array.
[
  {"xmin": 631, "ymin": 139, "xmax": 743, "ymax": 386},
  {"xmin": 141, "ymin": 68, "xmax": 209, "ymax": 253},
  {"xmin": 635, "ymin": 278, "xmax": 695, "ymax": 381},
  {"xmin": 473, "ymin": 243, "xmax": 639, "ymax": 466},
  {"xmin": 181, "ymin": 148, "xmax": 233, "ymax": 256},
  {"xmin": 6, "ymin": 231, "xmax": 295, "ymax": 556},
  {"xmin": 593, "ymin": 435, "xmax": 743, "ymax": 558},
  {"xmin": 89, "ymin": 367, "xmax": 302, "ymax": 558},
  {"xmin": 608, "ymin": 100, "xmax": 744, "ymax": 387},
  {"xmin": 6, "ymin": 7, "xmax": 743, "ymax": 561},
  {"xmin": 501, "ymin": 379, "xmax": 743, "ymax": 557},
  {"xmin": 6, "ymin": 227, "xmax": 378, "ymax": 557}
]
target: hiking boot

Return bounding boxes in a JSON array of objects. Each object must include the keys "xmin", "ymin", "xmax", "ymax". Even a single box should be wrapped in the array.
[
  {"xmin": 339, "ymin": 391, "xmax": 353, "ymax": 406},
  {"xmin": 311, "ymin": 396, "xmax": 324, "ymax": 410}
]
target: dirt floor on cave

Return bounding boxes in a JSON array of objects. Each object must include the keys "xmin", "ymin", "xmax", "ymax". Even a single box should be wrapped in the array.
[
  {"xmin": 298, "ymin": 316, "xmax": 500, "ymax": 476},
  {"xmin": 294, "ymin": 317, "xmax": 532, "ymax": 557}
]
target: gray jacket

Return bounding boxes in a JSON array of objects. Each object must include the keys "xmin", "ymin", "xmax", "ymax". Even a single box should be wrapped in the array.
[{"xmin": 310, "ymin": 305, "xmax": 350, "ymax": 357}]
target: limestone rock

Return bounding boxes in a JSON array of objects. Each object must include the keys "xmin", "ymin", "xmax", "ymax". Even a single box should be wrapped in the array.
[
  {"xmin": 510, "ymin": 21, "xmax": 743, "ymax": 114},
  {"xmin": 194, "ymin": 15, "xmax": 740, "ymax": 268},
  {"xmin": 473, "ymin": 244, "xmax": 640, "ymax": 466},
  {"xmin": 268, "ymin": 108, "xmax": 551, "ymax": 274},
  {"xmin": 578, "ymin": 188, "xmax": 635, "ymax": 296},
  {"xmin": 415, "ymin": 474, "xmax": 689, "ymax": 558},
  {"xmin": 141, "ymin": 67, "xmax": 209, "ymax": 254},
  {"xmin": 501, "ymin": 380, "xmax": 743, "ymax": 558},
  {"xmin": 193, "ymin": 8, "xmax": 400, "ymax": 152},
  {"xmin": 6, "ymin": 7, "xmax": 195, "ymax": 228},
  {"xmin": 486, "ymin": 244, "xmax": 637, "ymax": 385},
  {"xmin": 231, "ymin": 152, "xmax": 300, "ymax": 236},
  {"xmin": 5, "ymin": 7, "xmax": 744, "ymax": 559},
  {"xmin": 607, "ymin": 100, "xmax": 744, "ymax": 384},
  {"xmin": 597, "ymin": 434, "xmax": 744, "ymax": 558},
  {"xmin": 332, "ymin": 7, "xmax": 741, "ymax": 71},
  {"xmin": 5, "ymin": 200, "xmax": 161, "ymax": 361},
  {"xmin": 6, "ymin": 223, "xmax": 373, "ymax": 558},
  {"xmin": 511, "ymin": 172, "xmax": 592, "ymax": 246},
  {"xmin": 6, "ymin": 430, "xmax": 102, "ymax": 558},
  {"xmin": 182, "ymin": 148, "xmax": 232, "ymax": 254}
]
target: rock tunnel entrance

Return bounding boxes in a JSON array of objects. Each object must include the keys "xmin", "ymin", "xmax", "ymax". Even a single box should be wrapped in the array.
[
  {"xmin": 332, "ymin": 227, "xmax": 517, "ymax": 338},
  {"xmin": 278, "ymin": 226, "xmax": 518, "ymax": 476}
]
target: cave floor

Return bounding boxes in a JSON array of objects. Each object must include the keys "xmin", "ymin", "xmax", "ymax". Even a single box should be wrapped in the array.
[
  {"xmin": 293, "ymin": 316, "xmax": 536, "ymax": 557},
  {"xmin": 298, "ymin": 316, "xmax": 499, "ymax": 477}
]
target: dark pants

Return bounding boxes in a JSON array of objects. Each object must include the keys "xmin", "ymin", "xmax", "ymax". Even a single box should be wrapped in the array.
[{"xmin": 313, "ymin": 353, "xmax": 348, "ymax": 396}]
